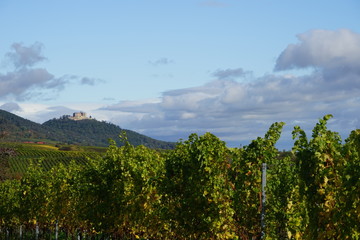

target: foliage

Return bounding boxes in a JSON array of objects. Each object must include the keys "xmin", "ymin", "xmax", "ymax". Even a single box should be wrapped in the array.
[
  {"xmin": 0, "ymin": 115, "xmax": 359, "ymax": 239},
  {"xmin": 73, "ymin": 137, "xmax": 166, "ymax": 238},
  {"xmin": 161, "ymin": 133, "xmax": 235, "ymax": 239},
  {"xmin": 0, "ymin": 147, "xmax": 16, "ymax": 180},
  {"xmin": 0, "ymin": 179, "xmax": 21, "ymax": 227},
  {"xmin": 230, "ymin": 122, "xmax": 285, "ymax": 239},
  {"xmin": 292, "ymin": 115, "xmax": 360, "ymax": 239},
  {"xmin": 337, "ymin": 129, "xmax": 360, "ymax": 239}
]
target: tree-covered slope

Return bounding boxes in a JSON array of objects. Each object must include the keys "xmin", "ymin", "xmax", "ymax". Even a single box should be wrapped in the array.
[
  {"xmin": 42, "ymin": 116, "xmax": 175, "ymax": 149},
  {"xmin": 0, "ymin": 110, "xmax": 175, "ymax": 149},
  {"xmin": 0, "ymin": 109, "xmax": 53, "ymax": 141}
]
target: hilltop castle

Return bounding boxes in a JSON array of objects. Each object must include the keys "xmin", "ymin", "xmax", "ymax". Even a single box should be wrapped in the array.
[{"xmin": 68, "ymin": 112, "xmax": 91, "ymax": 120}]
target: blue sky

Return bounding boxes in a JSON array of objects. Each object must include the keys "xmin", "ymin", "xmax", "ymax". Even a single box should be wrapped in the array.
[{"xmin": 1, "ymin": 0, "xmax": 360, "ymax": 149}]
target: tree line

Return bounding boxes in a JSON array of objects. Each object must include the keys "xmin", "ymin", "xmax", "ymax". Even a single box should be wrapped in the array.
[{"xmin": 0, "ymin": 115, "xmax": 359, "ymax": 239}]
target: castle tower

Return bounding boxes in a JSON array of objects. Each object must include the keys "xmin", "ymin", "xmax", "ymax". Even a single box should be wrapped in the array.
[{"xmin": 69, "ymin": 112, "xmax": 89, "ymax": 120}]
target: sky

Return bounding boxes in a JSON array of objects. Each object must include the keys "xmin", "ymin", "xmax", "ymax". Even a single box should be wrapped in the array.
[{"xmin": 1, "ymin": 0, "xmax": 360, "ymax": 149}]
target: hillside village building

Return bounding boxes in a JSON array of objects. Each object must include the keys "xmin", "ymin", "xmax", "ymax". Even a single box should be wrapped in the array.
[{"xmin": 68, "ymin": 112, "xmax": 91, "ymax": 120}]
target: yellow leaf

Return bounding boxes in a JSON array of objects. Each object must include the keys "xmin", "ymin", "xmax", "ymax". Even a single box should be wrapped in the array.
[
  {"xmin": 287, "ymin": 230, "xmax": 292, "ymax": 239},
  {"xmin": 318, "ymin": 188, "xmax": 325, "ymax": 195},
  {"xmin": 287, "ymin": 200, "xmax": 293, "ymax": 209},
  {"xmin": 324, "ymin": 176, "xmax": 329, "ymax": 185}
]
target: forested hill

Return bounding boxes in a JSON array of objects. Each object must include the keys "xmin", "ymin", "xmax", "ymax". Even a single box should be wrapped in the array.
[
  {"xmin": 0, "ymin": 109, "xmax": 54, "ymax": 140},
  {"xmin": 43, "ymin": 116, "xmax": 175, "ymax": 149},
  {"xmin": 0, "ymin": 110, "xmax": 175, "ymax": 149}
]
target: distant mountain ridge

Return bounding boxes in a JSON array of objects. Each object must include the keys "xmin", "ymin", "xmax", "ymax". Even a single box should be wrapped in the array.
[{"xmin": 0, "ymin": 110, "xmax": 175, "ymax": 149}]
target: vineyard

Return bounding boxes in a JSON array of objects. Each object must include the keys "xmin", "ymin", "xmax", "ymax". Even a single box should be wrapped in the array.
[
  {"xmin": 0, "ymin": 115, "xmax": 359, "ymax": 239},
  {"xmin": 0, "ymin": 143, "xmax": 104, "ymax": 175},
  {"xmin": 9, "ymin": 148, "xmax": 101, "ymax": 174}
]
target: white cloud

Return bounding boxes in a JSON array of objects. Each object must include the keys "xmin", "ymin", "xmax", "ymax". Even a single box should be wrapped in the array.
[
  {"xmin": 0, "ymin": 67, "xmax": 65, "ymax": 101},
  {"xmin": 6, "ymin": 42, "xmax": 46, "ymax": 69},
  {"xmin": 0, "ymin": 42, "xmax": 104, "ymax": 101},
  {"xmin": 275, "ymin": 29, "xmax": 360, "ymax": 71}
]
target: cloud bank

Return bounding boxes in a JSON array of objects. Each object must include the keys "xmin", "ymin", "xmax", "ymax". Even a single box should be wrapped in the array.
[
  {"xmin": 99, "ymin": 29, "xmax": 360, "ymax": 148},
  {"xmin": 0, "ymin": 42, "xmax": 103, "ymax": 101}
]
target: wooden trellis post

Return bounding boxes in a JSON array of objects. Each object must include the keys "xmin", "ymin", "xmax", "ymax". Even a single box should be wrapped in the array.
[{"xmin": 261, "ymin": 163, "xmax": 267, "ymax": 239}]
